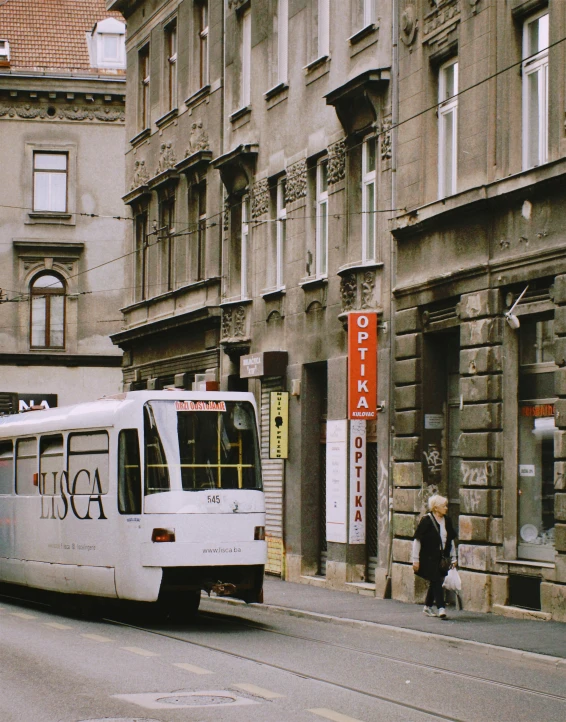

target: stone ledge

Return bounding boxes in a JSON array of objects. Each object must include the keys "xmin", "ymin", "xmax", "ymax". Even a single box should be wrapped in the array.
[
  {"xmin": 345, "ymin": 582, "xmax": 376, "ymax": 597},
  {"xmin": 492, "ymin": 604, "xmax": 552, "ymax": 621}
]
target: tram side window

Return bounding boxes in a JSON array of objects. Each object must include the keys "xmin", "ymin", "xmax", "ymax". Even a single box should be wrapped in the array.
[
  {"xmin": 68, "ymin": 432, "xmax": 109, "ymax": 495},
  {"xmin": 16, "ymin": 438, "xmax": 38, "ymax": 495},
  {"xmin": 39, "ymin": 435, "xmax": 64, "ymax": 495},
  {"xmin": 0, "ymin": 441, "xmax": 14, "ymax": 494},
  {"xmin": 118, "ymin": 429, "xmax": 142, "ymax": 514},
  {"xmin": 144, "ymin": 403, "xmax": 171, "ymax": 494}
]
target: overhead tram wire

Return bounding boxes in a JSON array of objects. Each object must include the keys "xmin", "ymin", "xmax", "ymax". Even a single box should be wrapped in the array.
[{"xmin": 1, "ymin": 32, "xmax": 565, "ymax": 303}]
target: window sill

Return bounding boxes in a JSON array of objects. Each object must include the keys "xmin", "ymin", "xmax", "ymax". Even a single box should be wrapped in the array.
[
  {"xmin": 304, "ymin": 55, "xmax": 330, "ymax": 73},
  {"xmin": 337, "ymin": 260, "xmax": 383, "ymax": 276},
  {"xmin": 495, "ymin": 559, "xmax": 555, "ymax": 569},
  {"xmin": 299, "ymin": 275, "xmax": 328, "ymax": 290},
  {"xmin": 261, "ymin": 287, "xmax": 285, "ymax": 300},
  {"xmin": 220, "ymin": 296, "xmax": 253, "ymax": 307},
  {"xmin": 348, "ymin": 23, "xmax": 378, "ymax": 45},
  {"xmin": 27, "ymin": 212, "xmax": 74, "ymax": 225},
  {"xmin": 129, "ymin": 127, "xmax": 151, "ymax": 146},
  {"xmin": 264, "ymin": 82, "xmax": 288, "ymax": 101},
  {"xmin": 185, "ymin": 84, "xmax": 211, "ymax": 109},
  {"xmin": 155, "ymin": 107, "xmax": 178, "ymax": 128},
  {"xmin": 230, "ymin": 105, "xmax": 251, "ymax": 123}
]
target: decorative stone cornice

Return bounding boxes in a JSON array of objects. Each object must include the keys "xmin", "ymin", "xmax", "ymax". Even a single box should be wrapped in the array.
[
  {"xmin": 251, "ymin": 178, "xmax": 269, "ymax": 219},
  {"xmin": 423, "ymin": 0, "xmax": 460, "ymax": 40},
  {"xmin": 328, "ymin": 139, "xmax": 346, "ymax": 185},
  {"xmin": 285, "ymin": 159, "xmax": 307, "ymax": 204},
  {"xmin": 0, "ymin": 102, "xmax": 124, "ymax": 122}
]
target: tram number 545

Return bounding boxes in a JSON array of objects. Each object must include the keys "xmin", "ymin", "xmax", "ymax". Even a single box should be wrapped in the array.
[{"xmin": 207, "ymin": 495, "xmax": 220, "ymax": 504}]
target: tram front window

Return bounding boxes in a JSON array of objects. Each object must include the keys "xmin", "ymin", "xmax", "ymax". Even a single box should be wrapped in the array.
[{"xmin": 143, "ymin": 400, "xmax": 262, "ymax": 494}]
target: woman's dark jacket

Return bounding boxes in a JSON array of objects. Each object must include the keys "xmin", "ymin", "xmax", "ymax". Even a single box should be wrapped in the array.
[{"xmin": 414, "ymin": 513, "xmax": 457, "ymax": 582}]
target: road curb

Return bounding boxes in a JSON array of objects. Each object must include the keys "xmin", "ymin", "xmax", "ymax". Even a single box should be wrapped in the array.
[{"xmin": 202, "ymin": 596, "xmax": 566, "ymax": 670}]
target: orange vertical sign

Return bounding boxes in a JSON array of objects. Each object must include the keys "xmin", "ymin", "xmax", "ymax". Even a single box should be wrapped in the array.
[{"xmin": 348, "ymin": 312, "xmax": 378, "ymax": 420}]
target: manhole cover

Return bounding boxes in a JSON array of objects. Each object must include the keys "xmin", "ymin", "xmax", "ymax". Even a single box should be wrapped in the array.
[
  {"xmin": 157, "ymin": 694, "xmax": 235, "ymax": 706},
  {"xmin": 114, "ymin": 690, "xmax": 258, "ymax": 710}
]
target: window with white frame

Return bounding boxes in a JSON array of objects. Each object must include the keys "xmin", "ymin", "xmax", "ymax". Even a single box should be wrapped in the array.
[
  {"xmin": 165, "ymin": 20, "xmax": 178, "ymax": 111},
  {"xmin": 315, "ymin": 158, "xmax": 328, "ymax": 277},
  {"xmin": 159, "ymin": 188, "xmax": 176, "ymax": 293},
  {"xmin": 33, "ymin": 152, "xmax": 68, "ymax": 213},
  {"xmin": 240, "ymin": 8, "xmax": 252, "ymax": 108},
  {"xmin": 438, "ymin": 58, "xmax": 458, "ymax": 198},
  {"xmin": 89, "ymin": 18, "xmax": 126, "ymax": 70},
  {"xmin": 135, "ymin": 208, "xmax": 149, "ymax": 301},
  {"xmin": 362, "ymin": 137, "xmax": 377, "ymax": 262},
  {"xmin": 139, "ymin": 44, "xmax": 150, "ymax": 130},
  {"xmin": 522, "ymin": 11, "xmax": 549, "ymax": 170},
  {"xmin": 241, "ymin": 196, "xmax": 250, "ymax": 297},
  {"xmin": 312, "ymin": 0, "xmax": 330, "ymax": 60},
  {"xmin": 275, "ymin": 0, "xmax": 288, "ymax": 86},
  {"xmin": 30, "ymin": 273, "xmax": 65, "ymax": 349},
  {"xmin": 198, "ymin": 1, "xmax": 209, "ymax": 88},
  {"xmin": 228, "ymin": 195, "xmax": 250, "ymax": 299},
  {"xmin": 353, "ymin": 0, "xmax": 374, "ymax": 31},
  {"xmin": 268, "ymin": 177, "xmax": 286, "ymax": 289}
]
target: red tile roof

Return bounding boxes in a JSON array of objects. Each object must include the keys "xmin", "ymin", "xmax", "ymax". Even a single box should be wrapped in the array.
[{"xmin": 0, "ymin": 0, "xmax": 125, "ymax": 73}]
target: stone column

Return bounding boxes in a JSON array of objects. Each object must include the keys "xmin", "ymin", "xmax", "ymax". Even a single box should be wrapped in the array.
[
  {"xmin": 457, "ymin": 289, "xmax": 504, "ymax": 612},
  {"xmin": 549, "ymin": 275, "xmax": 566, "ymax": 621},
  {"xmin": 390, "ymin": 307, "xmax": 427, "ymax": 603}
]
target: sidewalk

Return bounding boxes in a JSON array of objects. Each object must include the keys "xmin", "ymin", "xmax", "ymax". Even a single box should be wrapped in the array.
[{"xmin": 206, "ymin": 577, "xmax": 566, "ymax": 662}]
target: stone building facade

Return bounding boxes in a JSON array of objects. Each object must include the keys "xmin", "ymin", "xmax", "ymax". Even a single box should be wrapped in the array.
[
  {"xmin": 391, "ymin": 0, "xmax": 566, "ymax": 621},
  {"xmin": 109, "ymin": 0, "xmax": 394, "ymax": 592},
  {"xmin": 0, "ymin": 0, "xmax": 126, "ymax": 407}
]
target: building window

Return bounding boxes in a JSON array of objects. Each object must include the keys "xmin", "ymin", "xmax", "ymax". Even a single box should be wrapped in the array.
[
  {"xmin": 165, "ymin": 20, "xmax": 178, "ymax": 111},
  {"xmin": 312, "ymin": 0, "xmax": 330, "ymax": 60},
  {"xmin": 275, "ymin": 0, "xmax": 288, "ymax": 86},
  {"xmin": 518, "ymin": 316, "xmax": 557, "ymax": 563},
  {"xmin": 30, "ymin": 273, "xmax": 65, "ymax": 349},
  {"xmin": 522, "ymin": 11, "xmax": 549, "ymax": 170},
  {"xmin": 353, "ymin": 0, "xmax": 374, "ymax": 30},
  {"xmin": 268, "ymin": 177, "xmax": 286, "ymax": 290},
  {"xmin": 438, "ymin": 58, "xmax": 458, "ymax": 198},
  {"xmin": 33, "ymin": 152, "xmax": 67, "ymax": 213},
  {"xmin": 240, "ymin": 8, "xmax": 252, "ymax": 108},
  {"xmin": 159, "ymin": 189, "xmax": 176, "ymax": 293},
  {"xmin": 228, "ymin": 195, "xmax": 250, "ymax": 299},
  {"xmin": 196, "ymin": 182, "xmax": 207, "ymax": 281},
  {"xmin": 139, "ymin": 44, "xmax": 150, "ymax": 130},
  {"xmin": 362, "ymin": 137, "xmax": 376, "ymax": 262},
  {"xmin": 135, "ymin": 209, "xmax": 149, "ymax": 301},
  {"xmin": 89, "ymin": 17, "xmax": 126, "ymax": 69},
  {"xmin": 315, "ymin": 158, "xmax": 328, "ymax": 277},
  {"xmin": 198, "ymin": 1, "xmax": 209, "ymax": 88}
]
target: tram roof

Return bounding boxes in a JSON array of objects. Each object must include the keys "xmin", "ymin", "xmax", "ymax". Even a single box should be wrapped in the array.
[{"xmin": 0, "ymin": 390, "xmax": 257, "ymax": 437}]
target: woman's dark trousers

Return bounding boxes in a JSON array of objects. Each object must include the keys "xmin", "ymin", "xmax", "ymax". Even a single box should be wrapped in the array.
[{"xmin": 425, "ymin": 579, "xmax": 445, "ymax": 609}]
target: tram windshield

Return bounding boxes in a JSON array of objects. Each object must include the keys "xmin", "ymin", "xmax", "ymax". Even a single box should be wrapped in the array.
[{"xmin": 143, "ymin": 400, "xmax": 262, "ymax": 494}]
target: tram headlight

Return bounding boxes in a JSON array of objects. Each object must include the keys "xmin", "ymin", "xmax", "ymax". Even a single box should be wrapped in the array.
[
  {"xmin": 254, "ymin": 526, "xmax": 265, "ymax": 541},
  {"xmin": 151, "ymin": 527, "xmax": 176, "ymax": 543}
]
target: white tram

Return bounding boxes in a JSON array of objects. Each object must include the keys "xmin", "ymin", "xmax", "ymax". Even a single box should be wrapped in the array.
[{"xmin": 0, "ymin": 391, "xmax": 266, "ymax": 614}]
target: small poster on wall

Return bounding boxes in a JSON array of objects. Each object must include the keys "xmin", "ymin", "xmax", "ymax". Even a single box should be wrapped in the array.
[{"xmin": 326, "ymin": 420, "xmax": 348, "ymax": 543}]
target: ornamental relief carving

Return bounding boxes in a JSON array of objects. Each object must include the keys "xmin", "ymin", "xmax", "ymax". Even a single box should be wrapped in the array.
[
  {"xmin": 328, "ymin": 140, "xmax": 346, "ymax": 185},
  {"xmin": 400, "ymin": 4, "xmax": 417, "ymax": 47},
  {"xmin": 130, "ymin": 159, "xmax": 150, "ymax": 190},
  {"xmin": 285, "ymin": 159, "xmax": 307, "ymax": 204},
  {"xmin": 155, "ymin": 142, "xmax": 177, "ymax": 175},
  {"xmin": 251, "ymin": 178, "xmax": 269, "ymax": 219},
  {"xmin": 185, "ymin": 120, "xmax": 210, "ymax": 157},
  {"xmin": 423, "ymin": 0, "xmax": 460, "ymax": 40},
  {"xmin": 340, "ymin": 271, "xmax": 377, "ymax": 313},
  {"xmin": 221, "ymin": 307, "xmax": 232, "ymax": 338},
  {"xmin": 0, "ymin": 103, "xmax": 124, "ymax": 122},
  {"xmin": 380, "ymin": 117, "xmax": 392, "ymax": 164},
  {"xmin": 221, "ymin": 305, "xmax": 248, "ymax": 339},
  {"xmin": 234, "ymin": 306, "xmax": 247, "ymax": 337}
]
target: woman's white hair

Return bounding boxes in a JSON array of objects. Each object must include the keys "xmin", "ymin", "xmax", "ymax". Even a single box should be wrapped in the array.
[{"xmin": 428, "ymin": 494, "xmax": 448, "ymax": 513}]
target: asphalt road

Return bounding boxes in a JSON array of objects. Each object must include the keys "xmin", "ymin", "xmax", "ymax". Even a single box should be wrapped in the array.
[{"xmin": 0, "ymin": 592, "xmax": 565, "ymax": 722}]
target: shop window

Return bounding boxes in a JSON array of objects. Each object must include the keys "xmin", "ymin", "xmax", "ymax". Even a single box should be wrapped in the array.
[
  {"xmin": 522, "ymin": 11, "xmax": 549, "ymax": 170},
  {"xmin": 518, "ymin": 317, "xmax": 556, "ymax": 563},
  {"xmin": 30, "ymin": 273, "xmax": 65, "ymax": 349}
]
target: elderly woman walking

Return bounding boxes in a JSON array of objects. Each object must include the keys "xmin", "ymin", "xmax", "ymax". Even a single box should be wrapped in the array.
[{"xmin": 412, "ymin": 494, "xmax": 457, "ymax": 619}]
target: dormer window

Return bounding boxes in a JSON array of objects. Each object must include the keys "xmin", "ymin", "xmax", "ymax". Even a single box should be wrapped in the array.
[
  {"xmin": 0, "ymin": 39, "xmax": 10, "ymax": 65},
  {"xmin": 88, "ymin": 17, "xmax": 126, "ymax": 70}
]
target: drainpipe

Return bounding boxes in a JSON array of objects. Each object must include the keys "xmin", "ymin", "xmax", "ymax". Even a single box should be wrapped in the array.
[{"xmin": 386, "ymin": 0, "xmax": 399, "ymax": 596}]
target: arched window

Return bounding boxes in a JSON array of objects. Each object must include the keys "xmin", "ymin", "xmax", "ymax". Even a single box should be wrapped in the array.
[{"xmin": 30, "ymin": 274, "xmax": 65, "ymax": 349}]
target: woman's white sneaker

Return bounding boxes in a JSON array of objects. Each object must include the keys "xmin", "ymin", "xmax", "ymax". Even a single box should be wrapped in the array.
[
  {"xmin": 438, "ymin": 608, "xmax": 447, "ymax": 619},
  {"xmin": 423, "ymin": 606, "xmax": 437, "ymax": 617}
]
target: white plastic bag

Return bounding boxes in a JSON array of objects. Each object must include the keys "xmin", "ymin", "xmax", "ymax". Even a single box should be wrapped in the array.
[{"xmin": 442, "ymin": 567, "xmax": 462, "ymax": 592}]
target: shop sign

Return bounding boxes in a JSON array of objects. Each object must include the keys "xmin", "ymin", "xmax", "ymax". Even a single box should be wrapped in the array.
[
  {"xmin": 425, "ymin": 414, "xmax": 444, "ymax": 429},
  {"xmin": 520, "ymin": 404, "xmax": 554, "ymax": 417},
  {"xmin": 349, "ymin": 420, "xmax": 366, "ymax": 544},
  {"xmin": 18, "ymin": 394, "xmax": 58, "ymax": 411},
  {"xmin": 269, "ymin": 392, "xmax": 289, "ymax": 459},
  {"xmin": 348, "ymin": 312, "xmax": 377, "ymax": 420},
  {"xmin": 240, "ymin": 351, "xmax": 288, "ymax": 379},
  {"xmin": 326, "ymin": 420, "xmax": 348, "ymax": 543}
]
